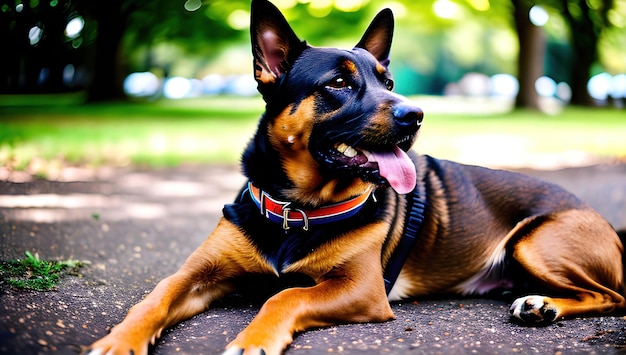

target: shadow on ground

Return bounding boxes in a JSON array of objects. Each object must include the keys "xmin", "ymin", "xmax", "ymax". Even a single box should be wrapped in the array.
[{"xmin": 1, "ymin": 163, "xmax": 626, "ymax": 354}]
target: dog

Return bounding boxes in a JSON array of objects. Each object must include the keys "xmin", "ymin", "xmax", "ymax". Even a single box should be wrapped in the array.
[{"xmin": 87, "ymin": 0, "xmax": 626, "ymax": 354}]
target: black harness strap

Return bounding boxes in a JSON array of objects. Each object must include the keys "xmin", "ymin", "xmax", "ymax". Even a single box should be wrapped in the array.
[{"xmin": 383, "ymin": 187, "xmax": 427, "ymax": 295}]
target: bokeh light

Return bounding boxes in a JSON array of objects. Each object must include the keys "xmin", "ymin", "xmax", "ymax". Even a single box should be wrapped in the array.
[
  {"xmin": 124, "ymin": 72, "xmax": 160, "ymax": 97},
  {"xmin": 163, "ymin": 77, "xmax": 192, "ymax": 99},
  {"xmin": 184, "ymin": 0, "xmax": 201, "ymax": 12},
  {"xmin": 529, "ymin": 5, "xmax": 549, "ymax": 27},
  {"xmin": 433, "ymin": 0, "xmax": 462, "ymax": 19},
  {"xmin": 535, "ymin": 76, "xmax": 557, "ymax": 97},
  {"xmin": 29, "ymin": 25, "xmax": 43, "ymax": 46},
  {"xmin": 227, "ymin": 10, "xmax": 249, "ymax": 30},
  {"xmin": 588, "ymin": 73, "xmax": 612, "ymax": 101},
  {"xmin": 65, "ymin": 16, "xmax": 85, "ymax": 39},
  {"xmin": 490, "ymin": 74, "xmax": 519, "ymax": 98}
]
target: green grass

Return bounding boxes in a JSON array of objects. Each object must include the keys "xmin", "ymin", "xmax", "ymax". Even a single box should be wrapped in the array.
[
  {"xmin": 0, "ymin": 97, "xmax": 263, "ymax": 171},
  {"xmin": 0, "ymin": 96, "xmax": 625, "ymax": 174},
  {"xmin": 0, "ymin": 251, "xmax": 84, "ymax": 291},
  {"xmin": 417, "ymin": 107, "xmax": 626, "ymax": 166}
]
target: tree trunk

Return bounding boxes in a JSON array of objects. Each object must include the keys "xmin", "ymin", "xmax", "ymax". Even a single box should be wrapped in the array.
[
  {"xmin": 562, "ymin": 0, "xmax": 598, "ymax": 106},
  {"xmin": 87, "ymin": 1, "xmax": 127, "ymax": 102},
  {"xmin": 512, "ymin": 0, "xmax": 546, "ymax": 110},
  {"xmin": 568, "ymin": 43, "xmax": 595, "ymax": 106}
]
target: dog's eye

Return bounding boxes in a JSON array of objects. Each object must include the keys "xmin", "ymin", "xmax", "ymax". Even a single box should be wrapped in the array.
[
  {"xmin": 384, "ymin": 78, "xmax": 394, "ymax": 91},
  {"xmin": 327, "ymin": 76, "xmax": 352, "ymax": 90}
]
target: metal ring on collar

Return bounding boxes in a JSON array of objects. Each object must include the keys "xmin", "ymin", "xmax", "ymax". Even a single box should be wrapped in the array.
[{"xmin": 282, "ymin": 204, "xmax": 309, "ymax": 231}]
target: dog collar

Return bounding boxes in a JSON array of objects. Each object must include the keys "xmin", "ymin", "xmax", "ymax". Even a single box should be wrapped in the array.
[{"xmin": 247, "ymin": 181, "xmax": 373, "ymax": 231}]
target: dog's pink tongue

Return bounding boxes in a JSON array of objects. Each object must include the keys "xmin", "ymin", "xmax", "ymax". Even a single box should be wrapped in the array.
[{"xmin": 371, "ymin": 146, "xmax": 416, "ymax": 194}]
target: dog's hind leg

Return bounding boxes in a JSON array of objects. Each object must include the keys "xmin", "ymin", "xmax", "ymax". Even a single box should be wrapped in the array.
[{"xmin": 508, "ymin": 210, "xmax": 626, "ymax": 323}]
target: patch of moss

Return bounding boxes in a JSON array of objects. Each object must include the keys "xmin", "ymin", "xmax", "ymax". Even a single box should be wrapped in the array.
[{"xmin": 0, "ymin": 251, "xmax": 84, "ymax": 291}]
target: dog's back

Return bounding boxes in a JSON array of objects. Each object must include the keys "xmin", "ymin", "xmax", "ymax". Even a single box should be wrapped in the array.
[
  {"xmin": 390, "ymin": 154, "xmax": 625, "ymax": 324},
  {"xmin": 87, "ymin": 2, "xmax": 626, "ymax": 354}
]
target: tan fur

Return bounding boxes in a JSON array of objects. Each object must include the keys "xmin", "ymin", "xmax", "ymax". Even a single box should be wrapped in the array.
[
  {"xmin": 511, "ymin": 209, "xmax": 626, "ymax": 312},
  {"xmin": 376, "ymin": 62, "xmax": 387, "ymax": 75},
  {"xmin": 87, "ymin": 115, "xmax": 626, "ymax": 355},
  {"xmin": 342, "ymin": 59, "xmax": 357, "ymax": 74},
  {"xmin": 87, "ymin": 2, "xmax": 625, "ymax": 354},
  {"xmin": 269, "ymin": 97, "xmax": 372, "ymax": 205}
]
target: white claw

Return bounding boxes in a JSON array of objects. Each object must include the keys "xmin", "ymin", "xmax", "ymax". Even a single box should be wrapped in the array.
[{"xmin": 221, "ymin": 347, "xmax": 243, "ymax": 355}]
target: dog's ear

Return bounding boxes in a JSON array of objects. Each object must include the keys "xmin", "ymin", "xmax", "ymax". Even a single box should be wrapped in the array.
[
  {"xmin": 250, "ymin": 0, "xmax": 307, "ymax": 87},
  {"xmin": 355, "ymin": 9, "xmax": 394, "ymax": 67}
]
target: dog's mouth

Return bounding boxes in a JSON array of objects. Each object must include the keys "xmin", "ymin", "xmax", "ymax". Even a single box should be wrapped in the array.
[{"xmin": 325, "ymin": 140, "xmax": 417, "ymax": 194}]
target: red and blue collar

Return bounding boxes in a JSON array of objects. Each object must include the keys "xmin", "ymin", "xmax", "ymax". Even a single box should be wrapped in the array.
[{"xmin": 247, "ymin": 181, "xmax": 374, "ymax": 231}]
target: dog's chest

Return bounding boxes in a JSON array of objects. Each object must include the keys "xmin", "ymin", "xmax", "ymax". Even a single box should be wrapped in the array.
[
  {"xmin": 223, "ymin": 189, "xmax": 387, "ymax": 275},
  {"xmin": 258, "ymin": 229, "xmax": 326, "ymax": 273},
  {"xmin": 223, "ymin": 199, "xmax": 355, "ymax": 274}
]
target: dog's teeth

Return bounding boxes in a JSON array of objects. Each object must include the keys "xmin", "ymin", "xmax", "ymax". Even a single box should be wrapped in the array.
[
  {"xmin": 336, "ymin": 143, "xmax": 349, "ymax": 153},
  {"xmin": 363, "ymin": 150, "xmax": 375, "ymax": 162},
  {"xmin": 343, "ymin": 146, "xmax": 358, "ymax": 158},
  {"xmin": 335, "ymin": 143, "xmax": 359, "ymax": 158}
]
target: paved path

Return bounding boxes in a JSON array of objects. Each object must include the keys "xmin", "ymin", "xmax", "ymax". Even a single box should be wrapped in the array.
[{"xmin": 1, "ymin": 163, "xmax": 626, "ymax": 354}]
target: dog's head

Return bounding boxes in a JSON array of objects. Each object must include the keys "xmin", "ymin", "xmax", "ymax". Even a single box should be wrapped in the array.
[{"xmin": 245, "ymin": 0, "xmax": 423, "ymax": 205}]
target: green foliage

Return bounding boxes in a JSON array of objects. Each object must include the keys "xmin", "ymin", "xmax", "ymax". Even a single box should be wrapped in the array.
[{"xmin": 0, "ymin": 251, "xmax": 84, "ymax": 291}]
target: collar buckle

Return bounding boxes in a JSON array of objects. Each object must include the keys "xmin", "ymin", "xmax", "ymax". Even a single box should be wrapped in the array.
[
  {"xmin": 282, "ymin": 203, "xmax": 309, "ymax": 231},
  {"xmin": 247, "ymin": 181, "xmax": 372, "ymax": 232}
]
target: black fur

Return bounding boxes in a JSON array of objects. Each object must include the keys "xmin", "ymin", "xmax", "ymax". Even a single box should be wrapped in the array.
[
  {"xmin": 223, "ymin": 187, "xmax": 392, "ymax": 273},
  {"xmin": 243, "ymin": 0, "xmax": 422, "ymax": 200}
]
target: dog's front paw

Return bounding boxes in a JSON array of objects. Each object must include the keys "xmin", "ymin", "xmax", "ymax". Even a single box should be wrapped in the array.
[
  {"xmin": 510, "ymin": 295, "xmax": 558, "ymax": 323},
  {"xmin": 86, "ymin": 333, "xmax": 149, "ymax": 355},
  {"xmin": 86, "ymin": 346, "xmax": 143, "ymax": 355},
  {"xmin": 222, "ymin": 346, "xmax": 267, "ymax": 355},
  {"xmin": 225, "ymin": 327, "xmax": 291, "ymax": 355}
]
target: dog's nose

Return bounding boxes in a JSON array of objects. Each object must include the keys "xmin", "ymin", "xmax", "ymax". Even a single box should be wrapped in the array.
[{"xmin": 393, "ymin": 102, "xmax": 424, "ymax": 128}]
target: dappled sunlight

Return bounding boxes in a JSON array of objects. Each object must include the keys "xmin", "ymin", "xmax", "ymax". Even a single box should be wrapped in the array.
[
  {"xmin": 0, "ymin": 194, "xmax": 113, "ymax": 209},
  {"xmin": 409, "ymin": 96, "xmax": 626, "ymax": 170},
  {"xmin": 0, "ymin": 168, "xmax": 246, "ymax": 223},
  {"xmin": 409, "ymin": 95, "xmax": 514, "ymax": 114},
  {"xmin": 445, "ymin": 134, "xmax": 602, "ymax": 170},
  {"xmin": 116, "ymin": 173, "xmax": 210, "ymax": 197}
]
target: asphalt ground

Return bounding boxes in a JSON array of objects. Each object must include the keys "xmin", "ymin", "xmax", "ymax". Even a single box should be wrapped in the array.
[{"xmin": 1, "ymin": 163, "xmax": 626, "ymax": 354}]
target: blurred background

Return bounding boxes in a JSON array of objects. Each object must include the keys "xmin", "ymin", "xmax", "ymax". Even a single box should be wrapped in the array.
[{"xmin": 0, "ymin": 0, "xmax": 625, "ymax": 177}]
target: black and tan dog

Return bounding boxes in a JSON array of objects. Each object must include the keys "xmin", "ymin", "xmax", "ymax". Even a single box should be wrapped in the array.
[{"xmin": 88, "ymin": 1, "xmax": 626, "ymax": 354}]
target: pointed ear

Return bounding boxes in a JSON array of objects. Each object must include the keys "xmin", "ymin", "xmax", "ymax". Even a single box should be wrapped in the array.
[
  {"xmin": 250, "ymin": 0, "xmax": 307, "ymax": 86},
  {"xmin": 355, "ymin": 9, "xmax": 394, "ymax": 67}
]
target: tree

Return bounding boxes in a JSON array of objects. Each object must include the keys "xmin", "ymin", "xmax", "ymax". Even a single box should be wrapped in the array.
[
  {"xmin": 88, "ymin": 1, "xmax": 129, "ymax": 102},
  {"xmin": 0, "ymin": 0, "xmax": 97, "ymax": 95},
  {"xmin": 551, "ymin": 0, "xmax": 614, "ymax": 106},
  {"xmin": 87, "ymin": 0, "xmax": 247, "ymax": 102},
  {"xmin": 3, "ymin": 0, "xmax": 619, "ymax": 104},
  {"xmin": 507, "ymin": 0, "xmax": 616, "ymax": 108},
  {"xmin": 512, "ymin": 0, "xmax": 546, "ymax": 110}
]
